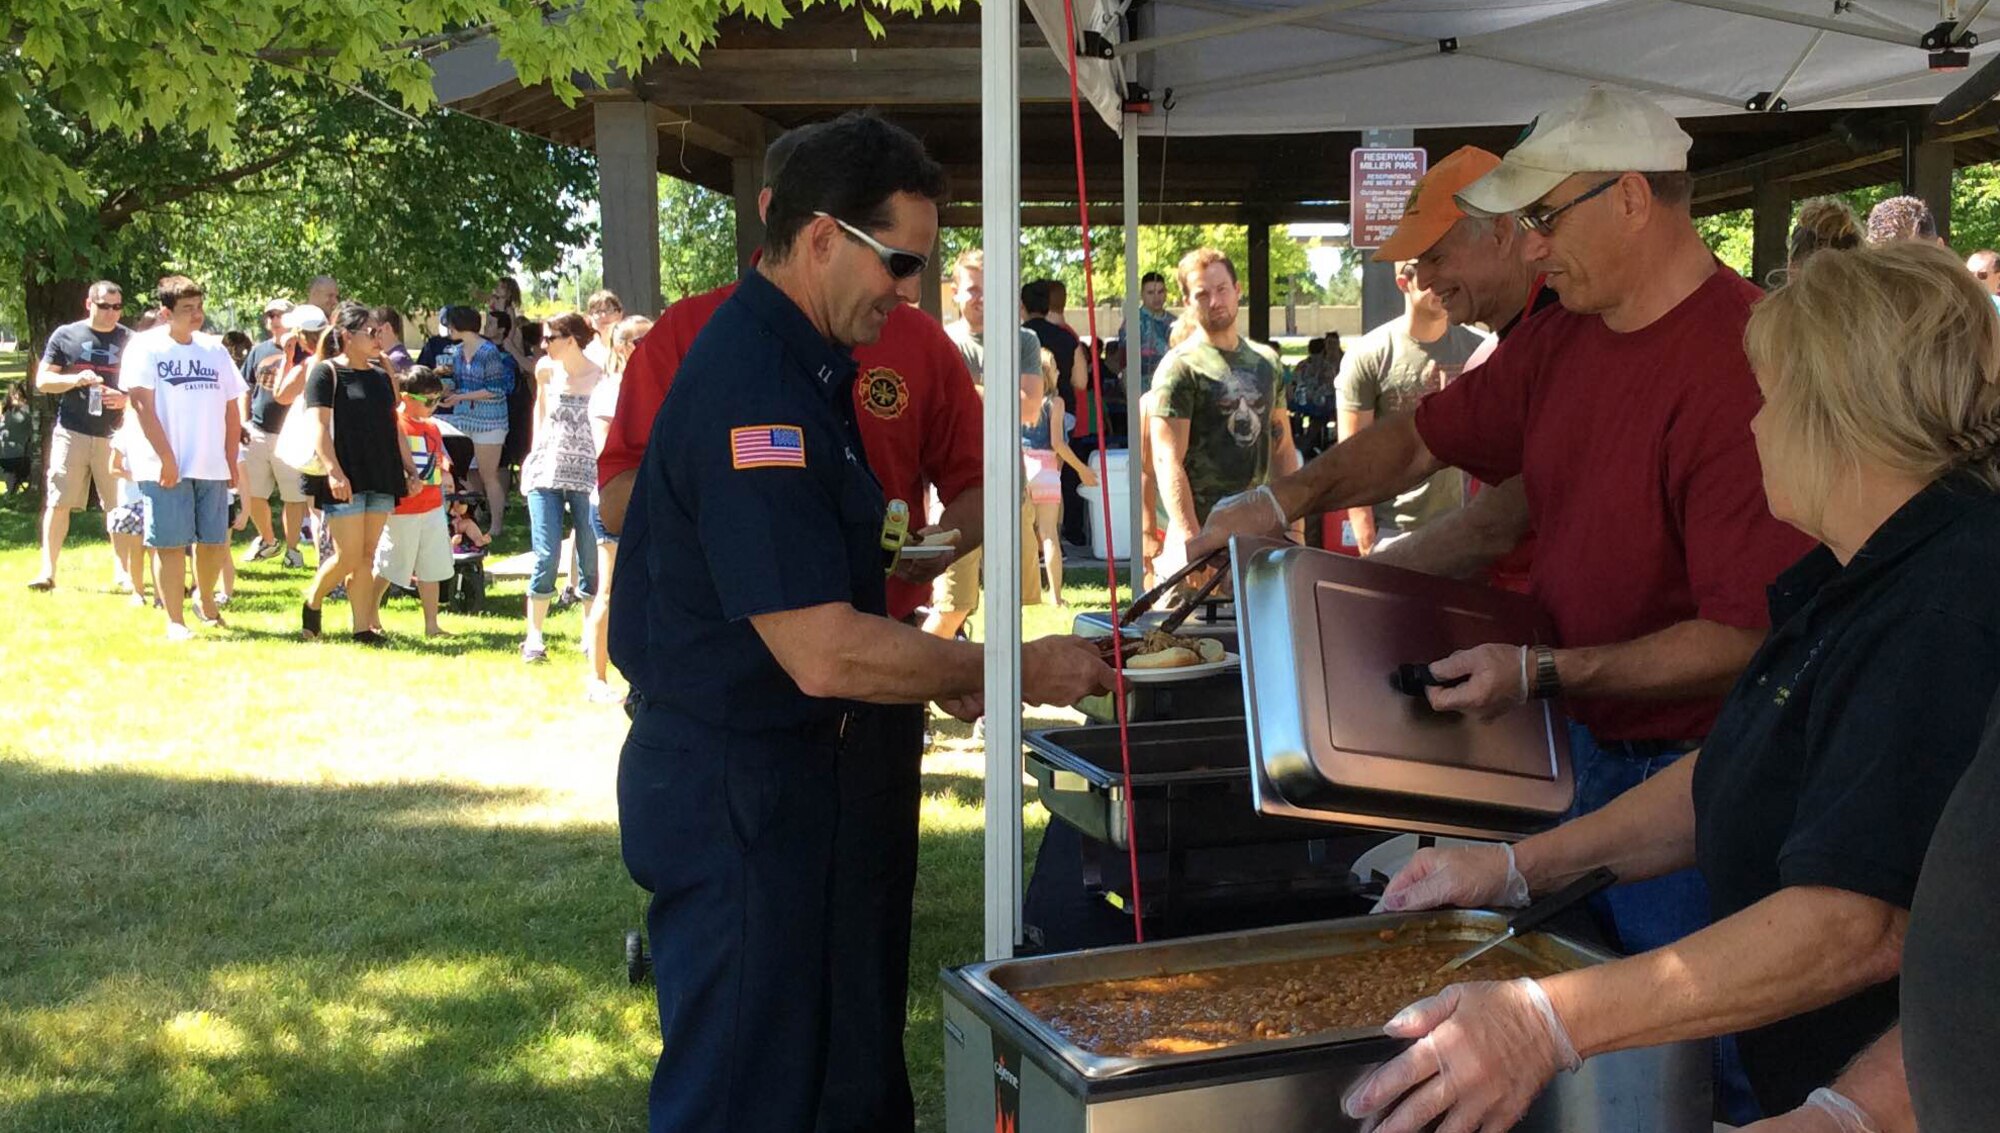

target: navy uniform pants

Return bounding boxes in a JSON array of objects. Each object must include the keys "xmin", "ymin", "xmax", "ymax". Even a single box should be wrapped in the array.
[{"xmin": 617, "ymin": 700, "xmax": 926, "ymax": 1133}]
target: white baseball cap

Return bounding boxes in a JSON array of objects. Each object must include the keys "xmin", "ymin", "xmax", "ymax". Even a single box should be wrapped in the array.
[
  {"xmin": 281, "ymin": 303, "xmax": 328, "ymax": 332},
  {"xmin": 1456, "ymin": 88, "xmax": 1693, "ymax": 217}
]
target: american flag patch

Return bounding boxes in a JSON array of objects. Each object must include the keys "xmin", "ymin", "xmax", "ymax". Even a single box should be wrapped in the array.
[{"xmin": 731, "ymin": 425, "xmax": 807, "ymax": 469}]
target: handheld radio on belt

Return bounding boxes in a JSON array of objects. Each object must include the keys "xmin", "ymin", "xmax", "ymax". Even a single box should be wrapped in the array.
[{"xmin": 879, "ymin": 498, "xmax": 910, "ymax": 573}]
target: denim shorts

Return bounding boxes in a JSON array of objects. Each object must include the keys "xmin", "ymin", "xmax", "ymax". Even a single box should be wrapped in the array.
[
  {"xmin": 591, "ymin": 498, "xmax": 617, "ymax": 545},
  {"xmin": 139, "ymin": 478, "xmax": 230, "ymax": 548},
  {"xmin": 323, "ymin": 491, "xmax": 397, "ymax": 518}
]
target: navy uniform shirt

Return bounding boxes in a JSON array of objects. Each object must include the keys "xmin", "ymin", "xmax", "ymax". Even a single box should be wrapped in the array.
[
  {"xmin": 1690, "ymin": 473, "xmax": 2000, "ymax": 1114},
  {"xmin": 609, "ymin": 270, "xmax": 887, "ymax": 732}
]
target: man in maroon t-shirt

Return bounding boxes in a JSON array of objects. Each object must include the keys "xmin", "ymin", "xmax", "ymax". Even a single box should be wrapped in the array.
[{"xmin": 1191, "ymin": 91, "xmax": 1814, "ymax": 972}]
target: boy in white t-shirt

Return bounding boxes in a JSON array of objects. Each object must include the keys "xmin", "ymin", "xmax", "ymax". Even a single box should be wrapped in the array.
[{"xmin": 120, "ymin": 275, "xmax": 246, "ymax": 640}]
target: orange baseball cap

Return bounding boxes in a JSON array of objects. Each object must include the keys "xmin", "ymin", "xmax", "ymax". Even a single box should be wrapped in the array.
[{"xmin": 1371, "ymin": 146, "xmax": 1503, "ymax": 263}]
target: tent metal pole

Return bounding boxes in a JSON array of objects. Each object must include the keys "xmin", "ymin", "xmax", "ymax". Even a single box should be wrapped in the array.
[
  {"xmin": 1124, "ymin": 114, "xmax": 1144, "ymax": 571},
  {"xmin": 1788, "ymin": 61, "xmax": 1977, "ymax": 106},
  {"xmin": 1112, "ymin": 0, "xmax": 1391, "ymax": 58},
  {"xmin": 1954, "ymin": 0, "xmax": 1995, "ymax": 40},
  {"xmin": 1769, "ymin": 30, "xmax": 1825, "ymax": 103},
  {"xmin": 1666, "ymin": 0, "xmax": 1918, "ymax": 46},
  {"xmin": 981, "ymin": 0, "xmax": 1024, "ymax": 963},
  {"xmin": 1839, "ymin": 1, "xmax": 1923, "ymax": 36}
]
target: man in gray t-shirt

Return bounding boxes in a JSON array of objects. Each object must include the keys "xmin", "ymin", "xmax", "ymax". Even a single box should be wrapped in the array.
[
  {"xmin": 1335, "ymin": 261, "xmax": 1488, "ymax": 553},
  {"xmin": 930, "ymin": 250, "xmax": 1045, "ymax": 634}
]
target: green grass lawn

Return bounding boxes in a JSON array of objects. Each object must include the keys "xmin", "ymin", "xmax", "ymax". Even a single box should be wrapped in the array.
[{"xmin": 0, "ymin": 477, "xmax": 1125, "ymax": 1132}]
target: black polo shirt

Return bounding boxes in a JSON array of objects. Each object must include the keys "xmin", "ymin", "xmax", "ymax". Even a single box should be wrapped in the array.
[
  {"xmin": 608, "ymin": 269, "xmax": 887, "ymax": 732},
  {"xmin": 1903, "ymin": 690, "xmax": 2000, "ymax": 1133},
  {"xmin": 1691, "ymin": 473, "xmax": 2000, "ymax": 1114}
]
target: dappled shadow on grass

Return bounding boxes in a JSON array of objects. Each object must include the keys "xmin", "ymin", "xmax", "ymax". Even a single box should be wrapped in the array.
[
  {"xmin": 0, "ymin": 758, "xmax": 653, "ymax": 1131},
  {"xmin": 0, "ymin": 754, "xmax": 1008, "ymax": 1133},
  {"xmin": 919, "ymin": 770, "xmax": 986, "ymax": 809}
]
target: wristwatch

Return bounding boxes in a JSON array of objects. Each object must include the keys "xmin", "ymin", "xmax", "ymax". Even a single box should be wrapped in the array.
[{"xmin": 1531, "ymin": 645, "xmax": 1562, "ymax": 700}]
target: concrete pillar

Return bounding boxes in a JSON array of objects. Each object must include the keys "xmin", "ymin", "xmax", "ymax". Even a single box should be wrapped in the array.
[
  {"xmin": 594, "ymin": 100, "xmax": 662, "ymax": 318},
  {"xmin": 1910, "ymin": 139, "xmax": 1954, "ymax": 246},
  {"xmin": 919, "ymin": 236, "xmax": 943, "ymax": 320},
  {"xmin": 1751, "ymin": 177, "xmax": 1791, "ymax": 288},
  {"xmin": 732, "ymin": 150, "xmax": 767, "ymax": 273},
  {"xmin": 1247, "ymin": 220, "xmax": 1271, "ymax": 342},
  {"xmin": 1360, "ymin": 128, "xmax": 1413, "ymax": 332}
]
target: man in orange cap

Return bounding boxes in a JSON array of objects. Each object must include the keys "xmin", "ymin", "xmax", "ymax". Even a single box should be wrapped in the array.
[
  {"xmin": 1358, "ymin": 145, "xmax": 1554, "ymax": 583},
  {"xmin": 1375, "ymin": 145, "xmax": 1549, "ymax": 342}
]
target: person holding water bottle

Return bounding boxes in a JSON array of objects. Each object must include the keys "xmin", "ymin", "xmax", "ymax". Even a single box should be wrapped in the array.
[{"xmin": 29, "ymin": 280, "xmax": 133, "ymax": 592}]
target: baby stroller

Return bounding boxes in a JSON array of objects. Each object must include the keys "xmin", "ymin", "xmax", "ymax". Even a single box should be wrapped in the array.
[{"xmin": 437, "ymin": 489, "xmax": 491, "ymax": 614}]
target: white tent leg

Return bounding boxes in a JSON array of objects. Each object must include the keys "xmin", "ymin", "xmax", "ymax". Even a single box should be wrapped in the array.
[
  {"xmin": 981, "ymin": 0, "xmax": 1025, "ymax": 964},
  {"xmin": 1124, "ymin": 114, "xmax": 1144, "ymax": 574}
]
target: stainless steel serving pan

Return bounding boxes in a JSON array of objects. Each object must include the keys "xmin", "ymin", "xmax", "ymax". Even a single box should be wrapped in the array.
[
  {"xmin": 954, "ymin": 909, "xmax": 1595, "ymax": 1081},
  {"xmin": 1231, "ymin": 536, "xmax": 1573, "ymax": 839}
]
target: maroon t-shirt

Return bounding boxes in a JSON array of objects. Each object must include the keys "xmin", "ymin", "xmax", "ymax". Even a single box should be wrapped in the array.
[{"xmin": 1413, "ymin": 265, "xmax": 1816, "ymax": 742}]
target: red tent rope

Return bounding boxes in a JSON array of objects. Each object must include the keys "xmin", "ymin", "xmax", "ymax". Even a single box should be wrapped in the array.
[{"xmin": 1057, "ymin": 0, "xmax": 1145, "ymax": 943}]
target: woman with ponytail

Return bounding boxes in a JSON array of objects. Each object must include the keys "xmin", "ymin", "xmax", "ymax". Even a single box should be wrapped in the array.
[{"xmin": 299, "ymin": 301, "xmax": 419, "ymax": 642}]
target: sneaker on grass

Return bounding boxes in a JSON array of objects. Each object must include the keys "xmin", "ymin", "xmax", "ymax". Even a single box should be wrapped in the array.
[
  {"xmin": 282, "ymin": 547, "xmax": 305, "ymax": 569},
  {"xmin": 244, "ymin": 537, "xmax": 282, "ymax": 563}
]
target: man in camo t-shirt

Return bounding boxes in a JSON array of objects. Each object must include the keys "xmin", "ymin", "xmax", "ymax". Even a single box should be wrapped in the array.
[{"xmin": 1149, "ymin": 246, "xmax": 1301, "ymax": 572}]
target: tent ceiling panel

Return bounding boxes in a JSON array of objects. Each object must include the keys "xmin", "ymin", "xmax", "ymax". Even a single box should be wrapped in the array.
[{"xmin": 1035, "ymin": 0, "xmax": 2000, "ymax": 136}]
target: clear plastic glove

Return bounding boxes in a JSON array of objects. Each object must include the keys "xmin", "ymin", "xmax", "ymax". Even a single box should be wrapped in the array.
[
  {"xmin": 1185, "ymin": 483, "xmax": 1287, "ymax": 561},
  {"xmin": 1425, "ymin": 642, "xmax": 1532, "ymax": 722},
  {"xmin": 1342, "ymin": 978, "xmax": 1580, "ymax": 1133},
  {"xmin": 1372, "ymin": 843, "xmax": 1530, "ymax": 914},
  {"xmin": 1735, "ymin": 1090, "xmax": 1879, "ymax": 1133}
]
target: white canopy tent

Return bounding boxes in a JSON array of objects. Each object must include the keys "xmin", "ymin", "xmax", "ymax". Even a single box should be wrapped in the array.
[{"xmin": 975, "ymin": 0, "xmax": 1998, "ymax": 959}]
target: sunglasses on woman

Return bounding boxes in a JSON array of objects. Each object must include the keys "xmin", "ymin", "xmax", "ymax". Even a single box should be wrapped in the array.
[{"xmin": 815, "ymin": 212, "xmax": 928, "ymax": 280}]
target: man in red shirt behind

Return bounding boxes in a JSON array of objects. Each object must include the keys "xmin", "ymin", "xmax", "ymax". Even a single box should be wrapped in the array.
[
  {"xmin": 1191, "ymin": 89, "xmax": 1814, "ymax": 965},
  {"xmin": 595, "ymin": 123, "xmax": 985, "ymax": 1133}
]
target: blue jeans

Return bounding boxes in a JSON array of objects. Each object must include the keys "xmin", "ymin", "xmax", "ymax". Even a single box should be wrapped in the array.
[
  {"xmin": 1566, "ymin": 719, "xmax": 1761, "ymax": 1125},
  {"xmin": 526, "ymin": 488, "xmax": 596, "ymax": 599},
  {"xmin": 138, "ymin": 478, "xmax": 229, "ymax": 547}
]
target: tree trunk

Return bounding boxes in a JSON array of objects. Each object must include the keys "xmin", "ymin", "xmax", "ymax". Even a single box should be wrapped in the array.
[
  {"xmin": 23, "ymin": 274, "xmax": 87, "ymax": 360},
  {"xmin": 20, "ymin": 273, "xmax": 90, "ymax": 497}
]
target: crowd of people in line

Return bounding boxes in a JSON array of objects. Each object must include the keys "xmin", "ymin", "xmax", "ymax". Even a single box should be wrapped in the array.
[{"xmin": 14, "ymin": 271, "xmax": 652, "ymax": 700}]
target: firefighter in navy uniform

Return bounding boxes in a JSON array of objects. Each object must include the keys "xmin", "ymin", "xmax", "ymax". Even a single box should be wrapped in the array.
[{"xmin": 609, "ymin": 112, "xmax": 1118, "ymax": 1133}]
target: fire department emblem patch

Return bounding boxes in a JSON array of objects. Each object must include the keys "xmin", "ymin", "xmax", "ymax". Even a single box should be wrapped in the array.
[{"xmin": 862, "ymin": 367, "xmax": 910, "ymax": 420}]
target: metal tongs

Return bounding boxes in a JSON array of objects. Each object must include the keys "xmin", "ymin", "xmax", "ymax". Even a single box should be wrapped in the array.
[{"xmin": 1094, "ymin": 546, "xmax": 1230, "ymax": 663}]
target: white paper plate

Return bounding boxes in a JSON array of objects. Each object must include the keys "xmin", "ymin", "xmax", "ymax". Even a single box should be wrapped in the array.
[
  {"xmin": 896, "ymin": 543, "xmax": 957, "ymax": 561},
  {"xmin": 1118, "ymin": 652, "xmax": 1240, "ymax": 682}
]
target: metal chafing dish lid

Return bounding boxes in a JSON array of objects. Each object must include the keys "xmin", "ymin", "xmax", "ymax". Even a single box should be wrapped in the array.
[{"xmin": 1229, "ymin": 536, "xmax": 1573, "ymax": 840}]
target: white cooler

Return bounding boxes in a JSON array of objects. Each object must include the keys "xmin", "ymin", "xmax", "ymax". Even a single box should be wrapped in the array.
[{"xmin": 1079, "ymin": 448, "xmax": 1131, "ymax": 561}]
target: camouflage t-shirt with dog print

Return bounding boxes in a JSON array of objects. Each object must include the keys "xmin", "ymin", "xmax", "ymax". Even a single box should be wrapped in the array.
[{"xmin": 1151, "ymin": 337, "xmax": 1289, "ymax": 524}]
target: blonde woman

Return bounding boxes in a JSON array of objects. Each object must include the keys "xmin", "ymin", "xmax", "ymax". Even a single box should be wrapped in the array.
[
  {"xmin": 1022, "ymin": 347, "xmax": 1098, "ymax": 606},
  {"xmin": 1348, "ymin": 241, "xmax": 2000, "ymax": 1133},
  {"xmin": 584, "ymin": 314, "xmax": 651, "ymax": 701}
]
